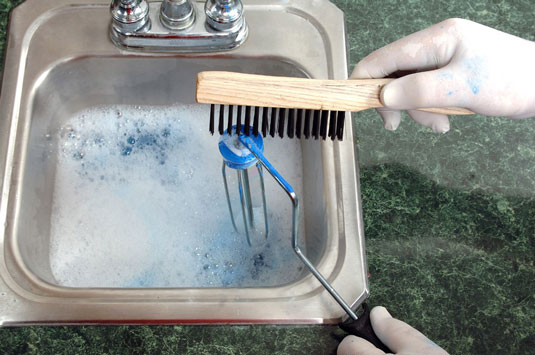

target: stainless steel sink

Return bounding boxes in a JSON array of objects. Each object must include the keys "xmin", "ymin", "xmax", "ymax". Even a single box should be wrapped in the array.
[{"xmin": 0, "ymin": 0, "xmax": 368, "ymax": 325}]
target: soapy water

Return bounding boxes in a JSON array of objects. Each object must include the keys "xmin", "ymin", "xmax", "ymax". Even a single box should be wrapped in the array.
[{"xmin": 49, "ymin": 104, "xmax": 307, "ymax": 287}]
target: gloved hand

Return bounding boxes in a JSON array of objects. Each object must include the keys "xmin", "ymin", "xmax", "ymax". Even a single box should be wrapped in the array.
[
  {"xmin": 351, "ymin": 18, "xmax": 535, "ymax": 133},
  {"xmin": 337, "ymin": 306, "xmax": 448, "ymax": 355}
]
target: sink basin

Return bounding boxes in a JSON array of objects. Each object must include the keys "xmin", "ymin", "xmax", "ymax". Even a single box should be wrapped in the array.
[{"xmin": 0, "ymin": 0, "xmax": 368, "ymax": 325}]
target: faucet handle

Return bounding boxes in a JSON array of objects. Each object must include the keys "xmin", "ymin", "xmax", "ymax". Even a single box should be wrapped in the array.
[
  {"xmin": 110, "ymin": 0, "xmax": 150, "ymax": 33},
  {"xmin": 205, "ymin": 0, "xmax": 245, "ymax": 32}
]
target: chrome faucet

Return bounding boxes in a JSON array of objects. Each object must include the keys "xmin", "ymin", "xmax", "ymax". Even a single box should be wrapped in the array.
[{"xmin": 110, "ymin": 0, "xmax": 248, "ymax": 52}]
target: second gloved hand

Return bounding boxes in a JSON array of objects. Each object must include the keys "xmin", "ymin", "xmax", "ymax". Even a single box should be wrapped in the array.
[{"xmin": 337, "ymin": 306, "xmax": 448, "ymax": 355}]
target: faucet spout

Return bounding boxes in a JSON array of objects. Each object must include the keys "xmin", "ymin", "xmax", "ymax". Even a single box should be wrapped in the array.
[{"xmin": 160, "ymin": 0, "xmax": 196, "ymax": 30}]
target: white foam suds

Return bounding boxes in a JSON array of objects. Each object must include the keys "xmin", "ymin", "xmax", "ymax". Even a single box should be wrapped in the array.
[{"xmin": 49, "ymin": 104, "xmax": 306, "ymax": 287}]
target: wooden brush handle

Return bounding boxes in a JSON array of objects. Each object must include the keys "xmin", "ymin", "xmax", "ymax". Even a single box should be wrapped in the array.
[{"xmin": 196, "ymin": 71, "xmax": 473, "ymax": 115}]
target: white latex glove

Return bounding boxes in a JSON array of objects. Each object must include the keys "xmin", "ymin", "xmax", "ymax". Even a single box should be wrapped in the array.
[
  {"xmin": 337, "ymin": 306, "xmax": 448, "ymax": 355},
  {"xmin": 351, "ymin": 18, "xmax": 535, "ymax": 133}
]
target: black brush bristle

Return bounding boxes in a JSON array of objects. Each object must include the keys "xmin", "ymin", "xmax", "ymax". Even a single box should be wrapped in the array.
[
  {"xmin": 278, "ymin": 108, "xmax": 286, "ymax": 138},
  {"xmin": 295, "ymin": 109, "xmax": 303, "ymax": 139},
  {"xmin": 320, "ymin": 110, "xmax": 329, "ymax": 140},
  {"xmin": 253, "ymin": 106, "xmax": 260, "ymax": 136},
  {"xmin": 209, "ymin": 104, "xmax": 215, "ymax": 135},
  {"xmin": 287, "ymin": 109, "xmax": 295, "ymax": 138},
  {"xmin": 270, "ymin": 107, "xmax": 277, "ymax": 137},
  {"xmin": 336, "ymin": 111, "xmax": 345, "ymax": 140},
  {"xmin": 236, "ymin": 105, "xmax": 242, "ymax": 134},
  {"xmin": 227, "ymin": 105, "xmax": 234, "ymax": 135},
  {"xmin": 312, "ymin": 110, "xmax": 321, "ymax": 139},
  {"xmin": 304, "ymin": 109, "xmax": 312, "ymax": 139},
  {"xmin": 244, "ymin": 106, "xmax": 251, "ymax": 136},
  {"xmin": 329, "ymin": 110, "xmax": 337, "ymax": 140},
  {"xmin": 213, "ymin": 104, "xmax": 343, "ymax": 141},
  {"xmin": 262, "ymin": 107, "xmax": 269, "ymax": 137},
  {"xmin": 218, "ymin": 104, "xmax": 225, "ymax": 135}
]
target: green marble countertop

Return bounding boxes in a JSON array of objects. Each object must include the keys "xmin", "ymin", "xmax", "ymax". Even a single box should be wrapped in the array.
[{"xmin": 1, "ymin": 0, "xmax": 534, "ymax": 354}]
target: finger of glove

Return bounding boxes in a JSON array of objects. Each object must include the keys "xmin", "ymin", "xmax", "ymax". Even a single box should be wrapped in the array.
[
  {"xmin": 377, "ymin": 108, "xmax": 402, "ymax": 131},
  {"xmin": 351, "ymin": 19, "xmax": 460, "ymax": 79},
  {"xmin": 337, "ymin": 335, "xmax": 386, "ymax": 355},
  {"xmin": 407, "ymin": 110, "xmax": 450, "ymax": 133},
  {"xmin": 370, "ymin": 306, "xmax": 448, "ymax": 354},
  {"xmin": 380, "ymin": 65, "xmax": 468, "ymax": 111}
]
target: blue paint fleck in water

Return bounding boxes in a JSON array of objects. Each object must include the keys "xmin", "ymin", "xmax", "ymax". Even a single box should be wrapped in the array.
[
  {"xmin": 137, "ymin": 133, "xmax": 157, "ymax": 147},
  {"xmin": 115, "ymin": 129, "xmax": 174, "ymax": 163},
  {"xmin": 251, "ymin": 253, "xmax": 269, "ymax": 280},
  {"xmin": 254, "ymin": 253, "xmax": 265, "ymax": 267},
  {"xmin": 121, "ymin": 146, "xmax": 132, "ymax": 156},
  {"xmin": 72, "ymin": 152, "xmax": 84, "ymax": 160}
]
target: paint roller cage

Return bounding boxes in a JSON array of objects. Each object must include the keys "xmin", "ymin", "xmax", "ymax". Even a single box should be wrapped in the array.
[{"xmin": 0, "ymin": 0, "xmax": 368, "ymax": 324}]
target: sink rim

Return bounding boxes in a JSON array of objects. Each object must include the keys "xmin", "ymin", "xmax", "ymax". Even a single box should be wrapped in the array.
[{"xmin": 0, "ymin": 0, "xmax": 369, "ymax": 325}]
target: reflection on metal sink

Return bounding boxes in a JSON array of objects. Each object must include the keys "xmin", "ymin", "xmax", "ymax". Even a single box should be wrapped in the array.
[{"xmin": 0, "ymin": 0, "xmax": 368, "ymax": 325}]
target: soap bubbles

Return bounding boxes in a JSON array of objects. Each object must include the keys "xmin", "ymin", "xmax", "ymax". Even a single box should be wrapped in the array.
[{"xmin": 50, "ymin": 104, "xmax": 306, "ymax": 288}]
